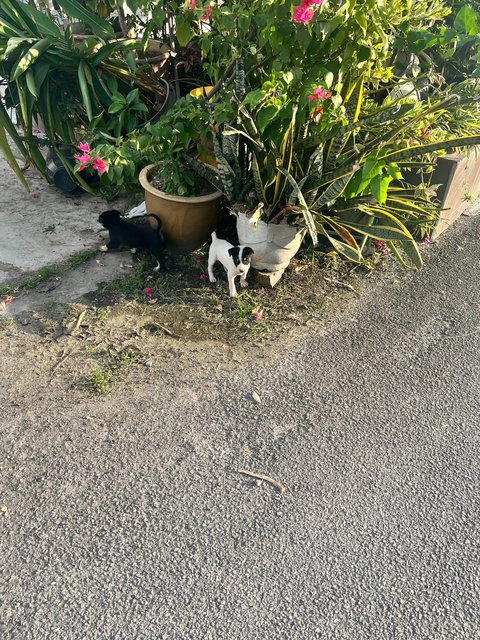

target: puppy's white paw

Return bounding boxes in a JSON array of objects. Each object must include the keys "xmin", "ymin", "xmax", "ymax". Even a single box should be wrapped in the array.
[
  {"xmin": 130, "ymin": 248, "xmax": 137, "ymax": 254},
  {"xmin": 99, "ymin": 244, "xmax": 108, "ymax": 252},
  {"xmin": 209, "ymin": 276, "xmax": 217, "ymax": 283},
  {"xmin": 240, "ymin": 280, "xmax": 249, "ymax": 289}
]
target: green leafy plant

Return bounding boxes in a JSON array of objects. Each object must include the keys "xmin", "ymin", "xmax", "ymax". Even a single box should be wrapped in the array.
[
  {"xmin": 77, "ymin": 96, "xmax": 214, "ymax": 196},
  {"xmin": 0, "ymin": 0, "xmax": 168, "ymax": 188}
]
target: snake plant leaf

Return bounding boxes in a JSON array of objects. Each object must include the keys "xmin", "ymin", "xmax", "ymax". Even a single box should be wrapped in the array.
[
  {"xmin": 326, "ymin": 219, "xmax": 358, "ymax": 247},
  {"xmin": 340, "ymin": 222, "xmax": 413, "ymax": 241},
  {"xmin": 235, "ymin": 58, "xmax": 245, "ymax": 100},
  {"xmin": 383, "ymin": 136, "xmax": 480, "ymax": 162},
  {"xmin": 303, "ymin": 145, "xmax": 324, "ymax": 207},
  {"xmin": 344, "ymin": 77, "xmax": 363, "ymax": 124},
  {"xmin": 313, "ymin": 172, "xmax": 353, "ymax": 209},
  {"xmin": 317, "ymin": 223, "xmax": 362, "ymax": 262},
  {"xmin": 278, "ymin": 167, "xmax": 317, "ymax": 245},
  {"xmin": 11, "ymin": 37, "xmax": 52, "ymax": 81},
  {"xmin": 184, "ymin": 155, "xmax": 223, "ymax": 192},
  {"xmin": 386, "ymin": 240, "xmax": 423, "ymax": 270},
  {"xmin": 397, "ymin": 238, "xmax": 423, "ymax": 269},
  {"xmin": 386, "ymin": 241, "xmax": 413, "ymax": 269},
  {"xmin": 252, "ymin": 154, "xmax": 266, "ymax": 204},
  {"xmin": 0, "ymin": 121, "xmax": 29, "ymax": 191},
  {"xmin": 55, "ymin": 0, "xmax": 114, "ymax": 38}
]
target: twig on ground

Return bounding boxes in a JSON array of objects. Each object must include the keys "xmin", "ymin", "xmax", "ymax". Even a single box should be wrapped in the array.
[
  {"xmin": 238, "ymin": 468, "xmax": 287, "ymax": 493},
  {"xmin": 145, "ymin": 322, "xmax": 180, "ymax": 338}
]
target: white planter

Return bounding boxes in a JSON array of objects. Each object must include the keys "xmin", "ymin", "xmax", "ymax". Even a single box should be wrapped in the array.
[{"xmin": 234, "ymin": 210, "xmax": 306, "ymax": 272}]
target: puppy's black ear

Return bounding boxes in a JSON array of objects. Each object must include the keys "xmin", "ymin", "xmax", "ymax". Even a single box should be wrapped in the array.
[
  {"xmin": 241, "ymin": 247, "xmax": 254, "ymax": 263},
  {"xmin": 228, "ymin": 246, "xmax": 241, "ymax": 266}
]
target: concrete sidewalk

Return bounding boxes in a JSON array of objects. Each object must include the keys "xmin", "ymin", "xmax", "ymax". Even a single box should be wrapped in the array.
[{"xmin": 0, "ymin": 155, "xmax": 133, "ymax": 311}]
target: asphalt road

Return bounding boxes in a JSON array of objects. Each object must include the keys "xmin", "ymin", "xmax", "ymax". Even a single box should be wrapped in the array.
[{"xmin": 1, "ymin": 213, "xmax": 479, "ymax": 639}]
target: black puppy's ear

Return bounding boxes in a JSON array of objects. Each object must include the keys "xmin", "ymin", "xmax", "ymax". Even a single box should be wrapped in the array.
[
  {"xmin": 228, "ymin": 246, "xmax": 241, "ymax": 266},
  {"xmin": 241, "ymin": 247, "xmax": 254, "ymax": 263}
]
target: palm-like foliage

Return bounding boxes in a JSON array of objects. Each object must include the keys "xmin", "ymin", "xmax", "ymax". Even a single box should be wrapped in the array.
[{"xmin": 0, "ymin": 0, "xmax": 164, "ymax": 189}]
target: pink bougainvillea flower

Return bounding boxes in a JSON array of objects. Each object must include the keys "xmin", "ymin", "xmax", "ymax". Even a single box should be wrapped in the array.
[
  {"xmin": 187, "ymin": 0, "xmax": 196, "ymax": 7},
  {"xmin": 4, "ymin": 296, "xmax": 13, "ymax": 304},
  {"xmin": 309, "ymin": 0, "xmax": 324, "ymax": 4},
  {"xmin": 144, "ymin": 287, "xmax": 154, "ymax": 297},
  {"xmin": 77, "ymin": 142, "xmax": 91, "ymax": 153},
  {"xmin": 199, "ymin": 273, "xmax": 208, "ymax": 281},
  {"xmin": 33, "ymin": 128, "xmax": 41, "ymax": 135},
  {"xmin": 74, "ymin": 152, "xmax": 90, "ymax": 164},
  {"xmin": 421, "ymin": 236, "xmax": 432, "ymax": 245},
  {"xmin": 308, "ymin": 86, "xmax": 332, "ymax": 101},
  {"xmin": 76, "ymin": 164, "xmax": 86, "ymax": 173},
  {"xmin": 201, "ymin": 5, "xmax": 212, "ymax": 21},
  {"xmin": 254, "ymin": 312, "xmax": 263, "ymax": 320},
  {"xmin": 292, "ymin": 5, "xmax": 314, "ymax": 23},
  {"xmin": 92, "ymin": 157, "xmax": 107, "ymax": 175}
]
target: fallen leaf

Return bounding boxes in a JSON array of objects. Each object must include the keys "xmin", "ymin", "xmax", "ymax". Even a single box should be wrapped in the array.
[{"xmin": 252, "ymin": 391, "xmax": 261, "ymax": 403}]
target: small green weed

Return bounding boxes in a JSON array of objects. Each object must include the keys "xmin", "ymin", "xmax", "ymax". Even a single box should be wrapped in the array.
[
  {"xmin": 68, "ymin": 249, "xmax": 97, "ymax": 269},
  {"xmin": 79, "ymin": 346, "xmax": 143, "ymax": 395},
  {"xmin": 82, "ymin": 368, "xmax": 113, "ymax": 394}
]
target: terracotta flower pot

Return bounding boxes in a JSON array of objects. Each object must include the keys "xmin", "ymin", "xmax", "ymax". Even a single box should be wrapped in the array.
[
  {"xmin": 139, "ymin": 164, "xmax": 224, "ymax": 253},
  {"xmin": 234, "ymin": 210, "xmax": 306, "ymax": 272}
]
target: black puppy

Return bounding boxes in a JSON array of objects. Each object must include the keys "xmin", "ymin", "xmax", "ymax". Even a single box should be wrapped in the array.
[{"xmin": 98, "ymin": 209, "xmax": 167, "ymax": 271}]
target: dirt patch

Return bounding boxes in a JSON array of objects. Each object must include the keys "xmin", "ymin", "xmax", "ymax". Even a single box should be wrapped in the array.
[{"xmin": 0, "ymin": 242, "xmax": 396, "ymax": 399}]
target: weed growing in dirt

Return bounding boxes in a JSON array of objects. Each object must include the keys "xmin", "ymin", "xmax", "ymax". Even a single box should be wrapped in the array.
[
  {"xmin": 83, "ymin": 368, "xmax": 113, "ymax": 394},
  {"xmin": 79, "ymin": 345, "xmax": 143, "ymax": 394},
  {"xmin": 0, "ymin": 267, "xmax": 56, "ymax": 296},
  {"xmin": 0, "ymin": 249, "xmax": 100, "ymax": 297},
  {"xmin": 68, "ymin": 249, "xmax": 97, "ymax": 270}
]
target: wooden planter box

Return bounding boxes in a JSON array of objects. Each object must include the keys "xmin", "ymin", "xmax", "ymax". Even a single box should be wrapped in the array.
[{"xmin": 430, "ymin": 151, "xmax": 480, "ymax": 239}]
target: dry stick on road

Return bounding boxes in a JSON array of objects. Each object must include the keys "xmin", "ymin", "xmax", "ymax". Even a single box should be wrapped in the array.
[{"xmin": 238, "ymin": 469, "xmax": 287, "ymax": 493}]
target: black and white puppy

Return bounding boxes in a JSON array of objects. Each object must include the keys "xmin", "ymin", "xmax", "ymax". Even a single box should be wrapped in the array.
[
  {"xmin": 98, "ymin": 209, "xmax": 167, "ymax": 271},
  {"xmin": 208, "ymin": 231, "xmax": 254, "ymax": 297}
]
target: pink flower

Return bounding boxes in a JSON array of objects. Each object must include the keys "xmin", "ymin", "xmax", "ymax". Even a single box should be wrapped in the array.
[
  {"xmin": 199, "ymin": 273, "xmax": 208, "ymax": 281},
  {"xmin": 195, "ymin": 258, "xmax": 204, "ymax": 265},
  {"xmin": 33, "ymin": 128, "xmax": 40, "ymax": 135},
  {"xmin": 77, "ymin": 142, "xmax": 91, "ymax": 153},
  {"xmin": 292, "ymin": 5, "xmax": 314, "ymax": 23},
  {"xmin": 187, "ymin": 0, "xmax": 196, "ymax": 7},
  {"xmin": 4, "ymin": 296, "xmax": 13, "ymax": 304},
  {"xmin": 254, "ymin": 312, "xmax": 263, "ymax": 320},
  {"xmin": 201, "ymin": 5, "xmax": 212, "ymax": 21},
  {"xmin": 92, "ymin": 157, "xmax": 107, "ymax": 175},
  {"xmin": 76, "ymin": 164, "xmax": 86, "ymax": 173},
  {"xmin": 421, "ymin": 236, "xmax": 432, "ymax": 245},
  {"xmin": 308, "ymin": 86, "xmax": 332, "ymax": 101},
  {"xmin": 144, "ymin": 287, "xmax": 154, "ymax": 297},
  {"xmin": 74, "ymin": 152, "xmax": 91, "ymax": 163},
  {"xmin": 309, "ymin": 0, "xmax": 324, "ymax": 4}
]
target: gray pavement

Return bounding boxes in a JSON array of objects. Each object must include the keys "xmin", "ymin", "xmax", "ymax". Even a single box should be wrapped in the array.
[{"xmin": 1, "ymin": 166, "xmax": 480, "ymax": 637}]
